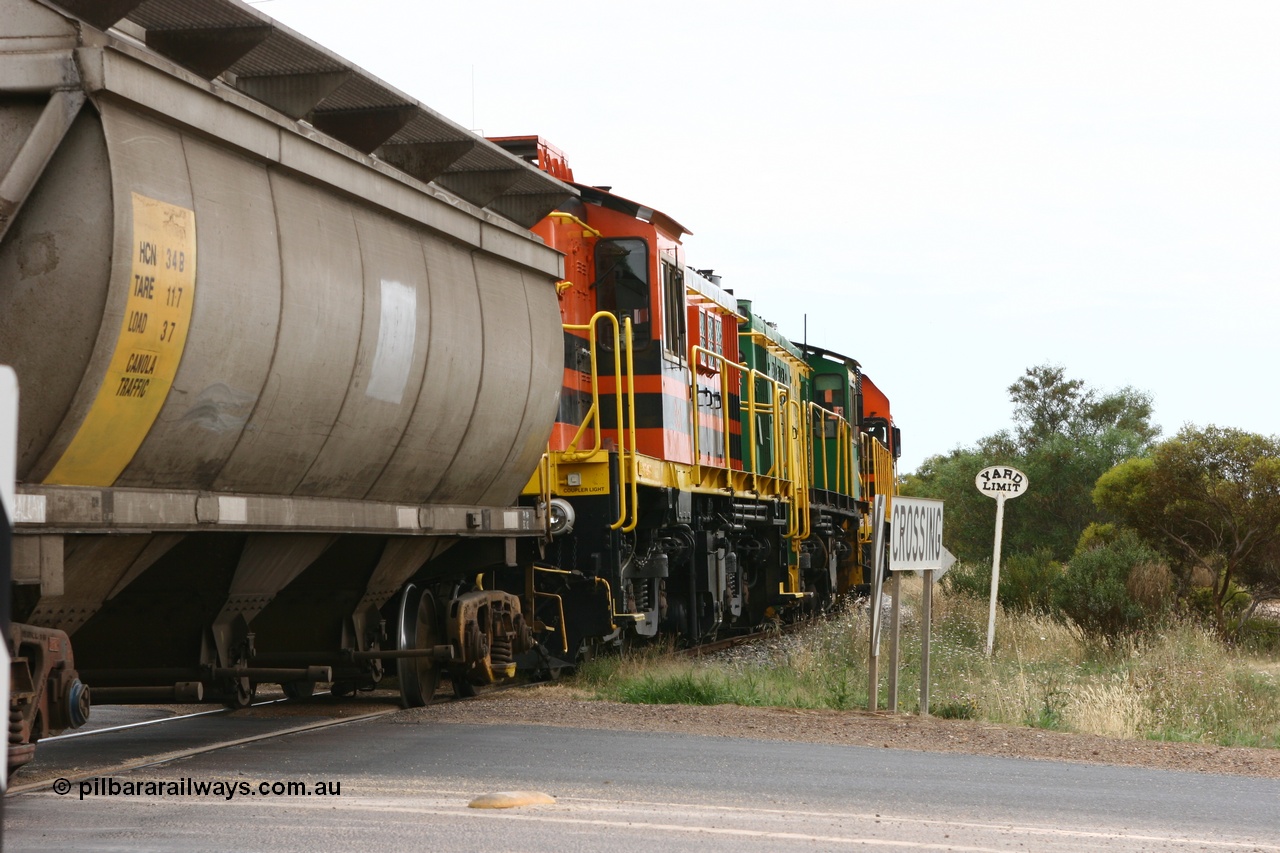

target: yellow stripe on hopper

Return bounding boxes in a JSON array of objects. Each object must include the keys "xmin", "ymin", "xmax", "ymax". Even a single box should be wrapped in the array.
[{"xmin": 44, "ymin": 193, "xmax": 197, "ymax": 486}]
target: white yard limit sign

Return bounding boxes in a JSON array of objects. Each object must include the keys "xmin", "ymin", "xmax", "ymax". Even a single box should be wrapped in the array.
[{"xmin": 975, "ymin": 466, "xmax": 1028, "ymax": 655}]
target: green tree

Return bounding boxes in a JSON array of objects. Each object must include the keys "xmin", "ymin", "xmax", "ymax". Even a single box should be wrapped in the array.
[
  {"xmin": 902, "ymin": 364, "xmax": 1158, "ymax": 565},
  {"xmin": 1052, "ymin": 527, "xmax": 1168, "ymax": 643},
  {"xmin": 1093, "ymin": 425, "xmax": 1280, "ymax": 631},
  {"xmin": 1008, "ymin": 364, "xmax": 1159, "ymax": 449}
]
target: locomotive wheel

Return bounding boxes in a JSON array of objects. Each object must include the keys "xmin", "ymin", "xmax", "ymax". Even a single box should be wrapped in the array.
[{"xmin": 396, "ymin": 583, "xmax": 441, "ymax": 708}]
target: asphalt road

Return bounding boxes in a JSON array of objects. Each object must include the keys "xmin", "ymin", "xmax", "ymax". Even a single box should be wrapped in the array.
[{"xmin": 6, "ymin": 714, "xmax": 1280, "ymax": 852}]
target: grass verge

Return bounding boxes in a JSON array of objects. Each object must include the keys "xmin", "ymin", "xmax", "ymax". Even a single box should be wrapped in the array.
[{"xmin": 570, "ymin": 579, "xmax": 1280, "ymax": 748}]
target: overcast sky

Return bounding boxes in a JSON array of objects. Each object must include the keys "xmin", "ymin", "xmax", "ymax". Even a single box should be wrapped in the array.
[{"xmin": 257, "ymin": 0, "xmax": 1279, "ymax": 474}]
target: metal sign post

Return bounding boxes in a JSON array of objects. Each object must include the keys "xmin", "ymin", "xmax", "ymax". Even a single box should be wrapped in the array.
[
  {"xmin": 975, "ymin": 466, "xmax": 1028, "ymax": 656},
  {"xmin": 867, "ymin": 495, "xmax": 886, "ymax": 711},
  {"xmin": 919, "ymin": 546, "xmax": 955, "ymax": 718},
  {"xmin": 887, "ymin": 569, "xmax": 901, "ymax": 711}
]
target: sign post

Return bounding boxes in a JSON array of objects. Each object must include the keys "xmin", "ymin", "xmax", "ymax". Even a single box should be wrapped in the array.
[
  {"xmin": 886, "ymin": 495, "xmax": 945, "ymax": 715},
  {"xmin": 919, "ymin": 546, "xmax": 956, "ymax": 717},
  {"xmin": 975, "ymin": 466, "xmax": 1028, "ymax": 656},
  {"xmin": 866, "ymin": 495, "xmax": 886, "ymax": 711}
]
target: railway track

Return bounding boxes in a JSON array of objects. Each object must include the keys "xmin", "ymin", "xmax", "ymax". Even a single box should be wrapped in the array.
[
  {"xmin": 680, "ymin": 615, "xmax": 822, "ymax": 658},
  {"xmin": 7, "ymin": 626, "xmax": 801, "ymax": 796}
]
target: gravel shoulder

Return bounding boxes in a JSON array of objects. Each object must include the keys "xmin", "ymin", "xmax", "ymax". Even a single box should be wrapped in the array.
[{"xmin": 402, "ymin": 684, "xmax": 1280, "ymax": 780}]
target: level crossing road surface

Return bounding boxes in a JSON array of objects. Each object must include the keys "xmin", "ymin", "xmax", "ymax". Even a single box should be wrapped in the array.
[{"xmin": 6, "ymin": 708, "xmax": 1280, "ymax": 852}]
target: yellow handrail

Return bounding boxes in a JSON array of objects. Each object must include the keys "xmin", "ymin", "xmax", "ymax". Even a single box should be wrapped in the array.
[
  {"xmin": 785, "ymin": 396, "xmax": 811, "ymax": 541},
  {"xmin": 688, "ymin": 345, "xmax": 740, "ymax": 475},
  {"xmin": 526, "ymin": 564, "xmax": 572, "ymax": 654},
  {"xmin": 807, "ymin": 402, "xmax": 854, "ymax": 495},
  {"xmin": 548, "ymin": 211, "xmax": 603, "ymax": 238},
  {"xmin": 616, "ymin": 317, "xmax": 638, "ymax": 533},
  {"xmin": 559, "ymin": 312, "xmax": 624, "ymax": 460},
  {"xmin": 742, "ymin": 368, "xmax": 789, "ymax": 481},
  {"xmin": 536, "ymin": 445, "xmax": 554, "ymax": 535},
  {"xmin": 557, "ymin": 312, "xmax": 637, "ymax": 531},
  {"xmin": 859, "ymin": 432, "xmax": 896, "ymax": 541},
  {"xmin": 767, "ymin": 382, "xmax": 785, "ymax": 480},
  {"xmin": 810, "ymin": 403, "xmax": 830, "ymax": 492},
  {"xmin": 784, "ymin": 396, "xmax": 800, "ymax": 538}
]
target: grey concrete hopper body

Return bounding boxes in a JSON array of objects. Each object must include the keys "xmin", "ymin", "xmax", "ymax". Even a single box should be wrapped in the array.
[{"xmin": 0, "ymin": 0, "xmax": 572, "ymax": 712}]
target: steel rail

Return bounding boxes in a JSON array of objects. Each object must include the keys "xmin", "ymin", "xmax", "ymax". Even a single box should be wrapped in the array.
[{"xmin": 680, "ymin": 621, "xmax": 808, "ymax": 658}]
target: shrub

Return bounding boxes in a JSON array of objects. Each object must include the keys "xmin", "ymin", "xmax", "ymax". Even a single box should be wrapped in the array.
[
  {"xmin": 1236, "ymin": 617, "xmax": 1280, "ymax": 654},
  {"xmin": 1074, "ymin": 522, "xmax": 1119, "ymax": 554},
  {"xmin": 938, "ymin": 549, "xmax": 1059, "ymax": 615},
  {"xmin": 940, "ymin": 560, "xmax": 990, "ymax": 601},
  {"xmin": 1183, "ymin": 572, "xmax": 1252, "ymax": 635},
  {"xmin": 999, "ymin": 548, "xmax": 1061, "ymax": 614},
  {"xmin": 1053, "ymin": 528, "xmax": 1169, "ymax": 642}
]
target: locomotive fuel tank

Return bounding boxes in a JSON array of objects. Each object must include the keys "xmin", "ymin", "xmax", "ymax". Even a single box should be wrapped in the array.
[{"xmin": 0, "ymin": 0, "xmax": 571, "ymax": 757}]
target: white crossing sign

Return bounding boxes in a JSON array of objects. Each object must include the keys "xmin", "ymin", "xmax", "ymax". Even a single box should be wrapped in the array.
[{"xmin": 889, "ymin": 496, "xmax": 944, "ymax": 571}]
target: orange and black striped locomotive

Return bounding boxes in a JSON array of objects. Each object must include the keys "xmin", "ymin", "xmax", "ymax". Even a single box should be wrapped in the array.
[{"xmin": 488, "ymin": 137, "xmax": 903, "ymax": 662}]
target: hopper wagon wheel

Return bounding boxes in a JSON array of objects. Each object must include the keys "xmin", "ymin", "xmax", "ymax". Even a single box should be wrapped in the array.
[
  {"xmin": 396, "ymin": 583, "xmax": 441, "ymax": 708},
  {"xmin": 224, "ymin": 677, "xmax": 256, "ymax": 710}
]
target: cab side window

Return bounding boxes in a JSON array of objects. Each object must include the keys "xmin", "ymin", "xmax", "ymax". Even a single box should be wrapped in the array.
[
  {"xmin": 661, "ymin": 259, "xmax": 686, "ymax": 360},
  {"xmin": 595, "ymin": 238, "xmax": 651, "ymax": 344},
  {"xmin": 814, "ymin": 373, "xmax": 846, "ymax": 438}
]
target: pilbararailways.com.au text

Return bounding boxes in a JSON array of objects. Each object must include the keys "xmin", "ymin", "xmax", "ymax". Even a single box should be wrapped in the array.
[{"xmin": 57, "ymin": 776, "xmax": 341, "ymax": 800}]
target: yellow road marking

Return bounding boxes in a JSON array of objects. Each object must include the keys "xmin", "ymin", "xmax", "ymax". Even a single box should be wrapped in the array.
[{"xmin": 468, "ymin": 791, "xmax": 557, "ymax": 809}]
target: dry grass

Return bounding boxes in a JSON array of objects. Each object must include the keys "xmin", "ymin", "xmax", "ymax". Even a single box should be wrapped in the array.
[
  {"xmin": 1062, "ymin": 682, "xmax": 1152, "ymax": 739},
  {"xmin": 1126, "ymin": 561, "xmax": 1174, "ymax": 612},
  {"xmin": 574, "ymin": 576, "xmax": 1280, "ymax": 748}
]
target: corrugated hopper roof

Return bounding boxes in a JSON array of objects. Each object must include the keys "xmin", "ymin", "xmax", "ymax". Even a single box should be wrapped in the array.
[{"xmin": 43, "ymin": 0, "xmax": 575, "ymax": 227}]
